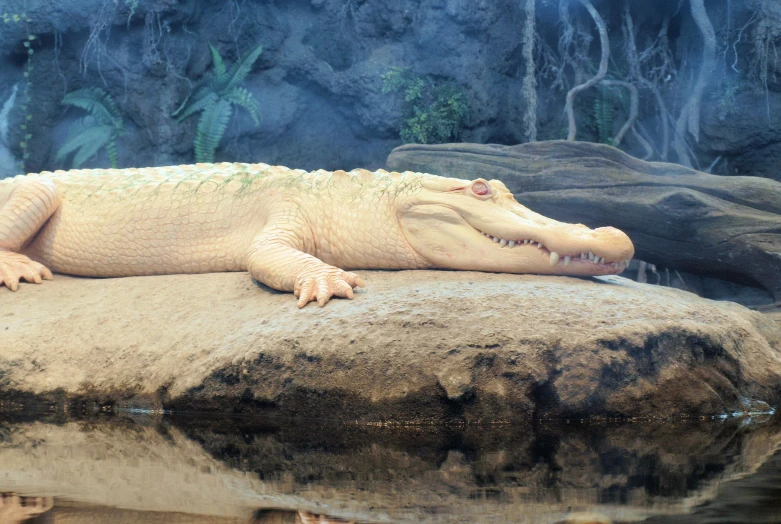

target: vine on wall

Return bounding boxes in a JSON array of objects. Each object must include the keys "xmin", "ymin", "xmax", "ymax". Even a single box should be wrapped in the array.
[
  {"xmin": 3, "ymin": 7, "xmax": 36, "ymax": 173},
  {"xmin": 531, "ymin": 0, "xmax": 778, "ymax": 170}
]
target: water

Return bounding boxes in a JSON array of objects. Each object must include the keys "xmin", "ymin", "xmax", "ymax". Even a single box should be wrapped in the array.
[{"xmin": 0, "ymin": 411, "xmax": 779, "ymax": 523}]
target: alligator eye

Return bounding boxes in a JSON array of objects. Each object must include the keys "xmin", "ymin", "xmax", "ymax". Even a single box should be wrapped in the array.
[{"xmin": 472, "ymin": 181, "xmax": 490, "ymax": 196}]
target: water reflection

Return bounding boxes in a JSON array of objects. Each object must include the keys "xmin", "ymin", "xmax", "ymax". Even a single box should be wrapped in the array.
[
  {"xmin": 0, "ymin": 493, "xmax": 52, "ymax": 523},
  {"xmin": 0, "ymin": 501, "xmax": 352, "ymax": 523},
  {"xmin": 0, "ymin": 412, "xmax": 778, "ymax": 523}
]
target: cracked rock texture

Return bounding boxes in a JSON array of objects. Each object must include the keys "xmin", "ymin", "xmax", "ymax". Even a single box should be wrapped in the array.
[{"xmin": 2, "ymin": 270, "xmax": 781, "ymax": 420}]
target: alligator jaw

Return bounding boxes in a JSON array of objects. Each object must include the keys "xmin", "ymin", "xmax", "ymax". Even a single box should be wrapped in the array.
[
  {"xmin": 396, "ymin": 177, "xmax": 635, "ymax": 277},
  {"xmin": 475, "ymin": 228, "xmax": 632, "ymax": 275}
]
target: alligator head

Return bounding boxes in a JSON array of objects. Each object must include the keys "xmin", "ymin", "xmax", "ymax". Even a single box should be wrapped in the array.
[{"xmin": 398, "ymin": 176, "xmax": 634, "ymax": 276}]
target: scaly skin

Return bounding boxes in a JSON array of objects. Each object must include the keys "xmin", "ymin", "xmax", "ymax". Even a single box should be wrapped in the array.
[{"xmin": 0, "ymin": 162, "xmax": 634, "ymax": 307}]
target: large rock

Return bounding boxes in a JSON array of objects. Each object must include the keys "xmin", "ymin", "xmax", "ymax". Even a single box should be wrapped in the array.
[
  {"xmin": 2, "ymin": 270, "xmax": 780, "ymax": 420},
  {"xmin": 387, "ymin": 140, "xmax": 781, "ymax": 304}
]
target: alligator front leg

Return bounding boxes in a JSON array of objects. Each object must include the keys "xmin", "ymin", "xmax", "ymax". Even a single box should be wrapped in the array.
[
  {"xmin": 0, "ymin": 178, "xmax": 58, "ymax": 290},
  {"xmin": 247, "ymin": 229, "xmax": 364, "ymax": 308}
]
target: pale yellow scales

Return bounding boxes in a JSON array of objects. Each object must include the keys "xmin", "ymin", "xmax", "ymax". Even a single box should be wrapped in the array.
[{"xmin": 0, "ymin": 162, "xmax": 633, "ymax": 307}]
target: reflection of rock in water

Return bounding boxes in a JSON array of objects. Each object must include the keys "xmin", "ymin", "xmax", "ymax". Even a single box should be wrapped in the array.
[
  {"xmin": 645, "ymin": 449, "xmax": 781, "ymax": 523},
  {"xmin": 296, "ymin": 509, "xmax": 355, "ymax": 524},
  {"xmin": 19, "ymin": 505, "xmax": 351, "ymax": 524},
  {"xmin": 48, "ymin": 504, "xmax": 246, "ymax": 523},
  {"xmin": 0, "ymin": 493, "xmax": 52, "ymax": 524},
  {"xmin": 0, "ymin": 414, "xmax": 778, "ymax": 523}
]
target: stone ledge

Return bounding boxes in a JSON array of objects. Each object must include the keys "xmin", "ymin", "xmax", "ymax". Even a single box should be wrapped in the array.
[{"xmin": 1, "ymin": 270, "xmax": 780, "ymax": 421}]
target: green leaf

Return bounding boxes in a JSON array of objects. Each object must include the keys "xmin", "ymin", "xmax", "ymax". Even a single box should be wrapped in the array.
[
  {"xmin": 173, "ymin": 91, "xmax": 218, "ymax": 122},
  {"xmin": 55, "ymin": 116, "xmax": 98, "ymax": 158},
  {"xmin": 223, "ymin": 86, "xmax": 261, "ymax": 125},
  {"xmin": 62, "ymin": 88, "xmax": 122, "ymax": 125},
  {"xmin": 106, "ymin": 140, "xmax": 118, "ymax": 168},
  {"xmin": 209, "ymin": 44, "xmax": 226, "ymax": 78},
  {"xmin": 172, "ymin": 83, "xmax": 212, "ymax": 118},
  {"xmin": 384, "ymin": 70, "xmax": 470, "ymax": 144},
  {"xmin": 72, "ymin": 127, "xmax": 113, "ymax": 167},
  {"xmin": 174, "ymin": 41, "xmax": 263, "ymax": 161},
  {"xmin": 215, "ymin": 42, "xmax": 263, "ymax": 95},
  {"xmin": 56, "ymin": 119, "xmax": 114, "ymax": 167},
  {"xmin": 194, "ymin": 98, "xmax": 232, "ymax": 163}
]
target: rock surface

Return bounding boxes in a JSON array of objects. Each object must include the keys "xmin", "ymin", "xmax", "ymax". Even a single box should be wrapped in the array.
[
  {"xmin": 387, "ymin": 140, "xmax": 781, "ymax": 304},
  {"xmin": 2, "ymin": 270, "xmax": 780, "ymax": 420},
  {"xmin": 700, "ymin": 90, "xmax": 781, "ymax": 182}
]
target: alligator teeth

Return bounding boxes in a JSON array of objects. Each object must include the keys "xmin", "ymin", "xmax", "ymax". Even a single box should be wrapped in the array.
[
  {"xmin": 588, "ymin": 251, "xmax": 595, "ymax": 261},
  {"xmin": 564, "ymin": 255, "xmax": 571, "ymax": 266},
  {"xmin": 537, "ymin": 242, "xmax": 543, "ymax": 248},
  {"xmin": 523, "ymin": 240, "xmax": 529, "ymax": 244},
  {"xmin": 598, "ymin": 256, "xmax": 605, "ymax": 264},
  {"xmin": 499, "ymin": 239, "xmax": 507, "ymax": 247},
  {"xmin": 581, "ymin": 252, "xmax": 587, "ymax": 260},
  {"xmin": 549, "ymin": 252, "xmax": 560, "ymax": 266},
  {"xmin": 492, "ymin": 237, "xmax": 499, "ymax": 243},
  {"xmin": 508, "ymin": 240, "xmax": 515, "ymax": 247}
]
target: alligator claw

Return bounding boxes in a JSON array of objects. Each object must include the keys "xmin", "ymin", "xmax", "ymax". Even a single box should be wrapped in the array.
[
  {"xmin": 294, "ymin": 267, "xmax": 364, "ymax": 308},
  {"xmin": 0, "ymin": 250, "xmax": 53, "ymax": 291}
]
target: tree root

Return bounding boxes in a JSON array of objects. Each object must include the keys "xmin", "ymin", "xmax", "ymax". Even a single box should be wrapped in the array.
[
  {"xmin": 564, "ymin": 0, "xmax": 609, "ymax": 141},
  {"xmin": 522, "ymin": 0, "xmax": 537, "ymax": 142},
  {"xmin": 673, "ymin": 0, "xmax": 716, "ymax": 167}
]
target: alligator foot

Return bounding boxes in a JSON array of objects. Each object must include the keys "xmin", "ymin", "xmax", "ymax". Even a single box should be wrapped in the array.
[
  {"xmin": 294, "ymin": 266, "xmax": 365, "ymax": 308},
  {"xmin": 0, "ymin": 249, "xmax": 53, "ymax": 291}
]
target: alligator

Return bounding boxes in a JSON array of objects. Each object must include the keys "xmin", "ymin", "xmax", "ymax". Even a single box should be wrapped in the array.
[{"xmin": 0, "ymin": 163, "xmax": 634, "ymax": 307}]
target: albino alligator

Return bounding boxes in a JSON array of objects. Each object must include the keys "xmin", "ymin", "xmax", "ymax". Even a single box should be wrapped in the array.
[{"xmin": 0, "ymin": 163, "xmax": 634, "ymax": 307}]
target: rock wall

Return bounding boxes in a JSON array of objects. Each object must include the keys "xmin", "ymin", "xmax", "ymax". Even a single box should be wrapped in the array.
[
  {"xmin": 0, "ymin": 0, "xmax": 529, "ymax": 174},
  {"xmin": 1, "ymin": 0, "xmax": 779, "ymax": 178}
]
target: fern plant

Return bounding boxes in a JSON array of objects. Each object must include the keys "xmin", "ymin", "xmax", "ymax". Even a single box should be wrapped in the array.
[
  {"xmin": 173, "ymin": 42, "xmax": 263, "ymax": 163},
  {"xmin": 382, "ymin": 67, "xmax": 470, "ymax": 144},
  {"xmin": 56, "ymin": 87, "xmax": 124, "ymax": 168}
]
